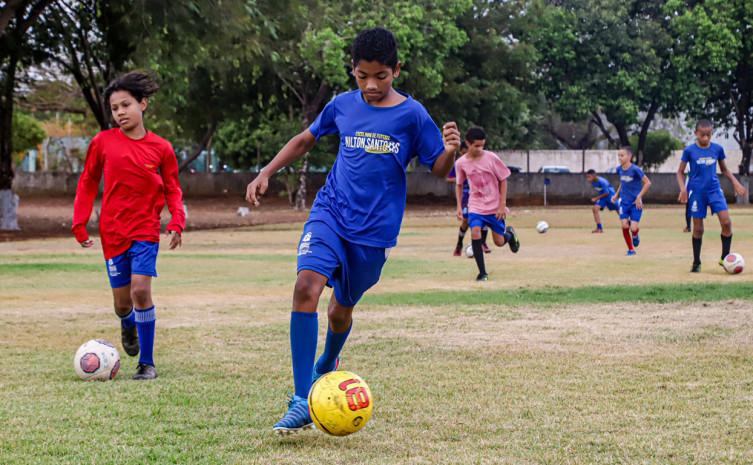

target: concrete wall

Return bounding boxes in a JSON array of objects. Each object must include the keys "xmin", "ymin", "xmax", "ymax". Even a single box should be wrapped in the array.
[
  {"xmin": 17, "ymin": 171, "xmax": 750, "ymax": 205},
  {"xmin": 497, "ymin": 149, "xmax": 744, "ymax": 173}
]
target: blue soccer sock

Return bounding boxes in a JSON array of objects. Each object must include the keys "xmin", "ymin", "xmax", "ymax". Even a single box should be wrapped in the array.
[
  {"xmin": 290, "ymin": 311, "xmax": 318, "ymax": 398},
  {"xmin": 315, "ymin": 322, "xmax": 352, "ymax": 374},
  {"xmin": 135, "ymin": 306, "xmax": 156, "ymax": 366},
  {"xmin": 597, "ymin": 223, "xmax": 603, "ymax": 230},
  {"xmin": 119, "ymin": 308, "xmax": 136, "ymax": 330}
]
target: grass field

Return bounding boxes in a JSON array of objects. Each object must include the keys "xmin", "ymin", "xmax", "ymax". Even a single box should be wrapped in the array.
[{"xmin": 2, "ymin": 205, "xmax": 753, "ymax": 464}]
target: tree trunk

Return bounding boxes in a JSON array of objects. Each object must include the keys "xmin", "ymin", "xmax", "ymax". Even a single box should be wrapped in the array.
[
  {"xmin": 590, "ymin": 112, "xmax": 616, "ymax": 147},
  {"xmin": 179, "ymin": 122, "xmax": 217, "ymax": 172},
  {"xmin": 0, "ymin": 49, "xmax": 19, "ymax": 229},
  {"xmin": 614, "ymin": 123, "xmax": 630, "ymax": 148},
  {"xmin": 636, "ymin": 100, "xmax": 659, "ymax": 166},
  {"xmin": 294, "ymin": 155, "xmax": 309, "ymax": 211}
]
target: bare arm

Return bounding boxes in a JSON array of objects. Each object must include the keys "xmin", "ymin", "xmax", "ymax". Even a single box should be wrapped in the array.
[
  {"xmin": 719, "ymin": 159, "xmax": 747, "ymax": 197},
  {"xmin": 455, "ymin": 183, "xmax": 464, "ymax": 221},
  {"xmin": 635, "ymin": 175, "xmax": 651, "ymax": 209},
  {"xmin": 497, "ymin": 179, "xmax": 508, "ymax": 219},
  {"xmin": 676, "ymin": 160, "xmax": 688, "ymax": 203},
  {"xmin": 431, "ymin": 122, "xmax": 460, "ymax": 178},
  {"xmin": 246, "ymin": 129, "xmax": 317, "ymax": 205},
  {"xmin": 611, "ymin": 184, "xmax": 621, "ymax": 202}
]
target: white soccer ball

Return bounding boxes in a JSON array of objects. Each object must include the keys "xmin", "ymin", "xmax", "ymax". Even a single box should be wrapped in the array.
[
  {"xmin": 465, "ymin": 244, "xmax": 474, "ymax": 258},
  {"xmin": 722, "ymin": 253, "xmax": 745, "ymax": 275},
  {"xmin": 536, "ymin": 221, "xmax": 549, "ymax": 234},
  {"xmin": 73, "ymin": 339, "xmax": 121, "ymax": 381}
]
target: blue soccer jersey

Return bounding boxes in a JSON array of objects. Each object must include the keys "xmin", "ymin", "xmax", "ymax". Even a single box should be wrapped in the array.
[
  {"xmin": 591, "ymin": 176, "xmax": 615, "ymax": 197},
  {"xmin": 616, "ymin": 164, "xmax": 645, "ymax": 206},
  {"xmin": 308, "ymin": 89, "xmax": 445, "ymax": 248},
  {"xmin": 681, "ymin": 143, "xmax": 725, "ymax": 193},
  {"xmin": 448, "ymin": 165, "xmax": 470, "ymax": 204}
]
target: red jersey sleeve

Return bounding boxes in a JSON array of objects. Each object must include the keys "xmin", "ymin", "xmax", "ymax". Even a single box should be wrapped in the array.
[
  {"xmin": 161, "ymin": 145, "xmax": 186, "ymax": 234},
  {"xmin": 72, "ymin": 135, "xmax": 104, "ymax": 243}
]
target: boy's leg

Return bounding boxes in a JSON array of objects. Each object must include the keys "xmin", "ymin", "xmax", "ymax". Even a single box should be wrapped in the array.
[
  {"xmin": 592, "ymin": 204, "xmax": 603, "ymax": 232},
  {"xmin": 131, "ymin": 274, "xmax": 157, "ymax": 379},
  {"xmin": 454, "ymin": 219, "xmax": 468, "ymax": 256},
  {"xmin": 684, "ymin": 202, "xmax": 691, "ymax": 232},
  {"xmin": 313, "ymin": 295, "xmax": 353, "ymax": 380},
  {"xmin": 112, "ymin": 285, "xmax": 138, "ymax": 357},
  {"xmin": 717, "ymin": 210, "xmax": 732, "ymax": 261},
  {"xmin": 481, "ymin": 226, "xmax": 491, "ymax": 253},
  {"xmin": 692, "ymin": 218, "xmax": 704, "ymax": 271},
  {"xmin": 470, "ymin": 225, "xmax": 487, "ymax": 279},
  {"xmin": 291, "ymin": 270, "xmax": 328, "ymax": 395},
  {"xmin": 620, "ymin": 218, "xmax": 635, "ymax": 254}
]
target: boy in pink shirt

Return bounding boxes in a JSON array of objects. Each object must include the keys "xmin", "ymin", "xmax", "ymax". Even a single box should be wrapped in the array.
[{"xmin": 454, "ymin": 127, "xmax": 520, "ymax": 281}]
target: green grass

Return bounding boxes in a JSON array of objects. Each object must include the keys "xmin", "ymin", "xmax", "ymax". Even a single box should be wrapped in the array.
[
  {"xmin": 2, "ymin": 206, "xmax": 753, "ymax": 464},
  {"xmin": 363, "ymin": 282, "xmax": 753, "ymax": 307}
]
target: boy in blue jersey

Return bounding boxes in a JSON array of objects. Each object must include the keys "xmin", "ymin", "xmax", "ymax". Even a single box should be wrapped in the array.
[
  {"xmin": 447, "ymin": 141, "xmax": 489, "ymax": 256},
  {"xmin": 610, "ymin": 146, "xmax": 651, "ymax": 256},
  {"xmin": 245, "ymin": 27, "xmax": 460, "ymax": 434},
  {"xmin": 676, "ymin": 120, "xmax": 747, "ymax": 272},
  {"xmin": 585, "ymin": 169, "xmax": 618, "ymax": 233}
]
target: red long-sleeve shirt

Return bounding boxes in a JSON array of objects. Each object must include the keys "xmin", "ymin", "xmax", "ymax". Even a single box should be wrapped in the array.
[{"xmin": 72, "ymin": 129, "xmax": 186, "ymax": 260}]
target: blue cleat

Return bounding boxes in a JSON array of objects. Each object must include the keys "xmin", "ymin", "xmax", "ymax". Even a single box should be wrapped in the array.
[
  {"xmin": 632, "ymin": 234, "xmax": 640, "ymax": 247},
  {"xmin": 312, "ymin": 356, "xmax": 340, "ymax": 385},
  {"xmin": 273, "ymin": 395, "xmax": 313, "ymax": 435},
  {"xmin": 626, "ymin": 250, "xmax": 636, "ymax": 256}
]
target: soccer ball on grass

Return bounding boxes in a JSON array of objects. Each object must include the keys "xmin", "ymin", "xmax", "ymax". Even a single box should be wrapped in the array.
[
  {"xmin": 73, "ymin": 339, "xmax": 120, "ymax": 381},
  {"xmin": 308, "ymin": 370, "xmax": 373, "ymax": 436}
]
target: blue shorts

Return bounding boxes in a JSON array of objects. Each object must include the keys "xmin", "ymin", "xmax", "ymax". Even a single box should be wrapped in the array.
[
  {"xmin": 596, "ymin": 197, "xmax": 618, "ymax": 211},
  {"xmin": 618, "ymin": 201, "xmax": 643, "ymax": 222},
  {"xmin": 467, "ymin": 213, "xmax": 506, "ymax": 235},
  {"xmin": 105, "ymin": 241, "xmax": 159, "ymax": 288},
  {"xmin": 689, "ymin": 187, "xmax": 727, "ymax": 219},
  {"xmin": 296, "ymin": 221, "xmax": 389, "ymax": 308}
]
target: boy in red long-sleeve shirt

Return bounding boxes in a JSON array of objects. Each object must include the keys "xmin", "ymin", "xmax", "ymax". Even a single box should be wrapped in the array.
[{"xmin": 72, "ymin": 71, "xmax": 185, "ymax": 380}]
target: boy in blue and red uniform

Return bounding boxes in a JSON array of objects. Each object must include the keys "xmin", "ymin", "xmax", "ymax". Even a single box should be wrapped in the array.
[
  {"xmin": 72, "ymin": 71, "xmax": 185, "ymax": 380},
  {"xmin": 610, "ymin": 146, "xmax": 651, "ymax": 256},
  {"xmin": 245, "ymin": 28, "xmax": 460, "ymax": 433},
  {"xmin": 585, "ymin": 169, "xmax": 617, "ymax": 233},
  {"xmin": 447, "ymin": 141, "xmax": 489, "ymax": 256},
  {"xmin": 676, "ymin": 120, "xmax": 747, "ymax": 272}
]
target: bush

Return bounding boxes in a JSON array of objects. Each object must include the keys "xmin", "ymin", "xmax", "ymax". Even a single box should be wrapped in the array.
[{"xmin": 630, "ymin": 130, "xmax": 683, "ymax": 170}]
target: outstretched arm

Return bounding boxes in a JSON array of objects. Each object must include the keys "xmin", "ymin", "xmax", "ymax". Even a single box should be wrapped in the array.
[
  {"xmin": 719, "ymin": 159, "xmax": 747, "ymax": 197},
  {"xmin": 246, "ymin": 129, "xmax": 317, "ymax": 205}
]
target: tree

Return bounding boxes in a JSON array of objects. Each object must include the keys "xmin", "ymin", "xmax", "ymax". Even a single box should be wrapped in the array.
[
  {"xmin": 11, "ymin": 111, "xmax": 45, "ymax": 155},
  {"xmin": 665, "ymin": 0, "xmax": 753, "ymax": 174},
  {"xmin": 526, "ymin": 0, "xmax": 692, "ymax": 164},
  {"xmin": 0, "ymin": 0, "xmax": 53, "ymax": 230},
  {"xmin": 629, "ymin": 130, "xmax": 683, "ymax": 171}
]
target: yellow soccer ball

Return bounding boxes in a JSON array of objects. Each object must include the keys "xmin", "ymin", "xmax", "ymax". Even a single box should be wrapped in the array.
[{"xmin": 308, "ymin": 370, "xmax": 373, "ymax": 436}]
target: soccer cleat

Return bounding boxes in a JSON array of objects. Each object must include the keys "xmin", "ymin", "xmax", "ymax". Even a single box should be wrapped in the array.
[
  {"xmin": 626, "ymin": 250, "xmax": 636, "ymax": 256},
  {"xmin": 719, "ymin": 259, "xmax": 725, "ymax": 268},
  {"xmin": 683, "ymin": 227, "xmax": 691, "ymax": 233},
  {"xmin": 506, "ymin": 226, "xmax": 520, "ymax": 253},
  {"xmin": 592, "ymin": 228, "xmax": 603, "ymax": 234},
  {"xmin": 273, "ymin": 395, "xmax": 313, "ymax": 434},
  {"xmin": 482, "ymin": 243, "xmax": 491, "ymax": 254},
  {"xmin": 132, "ymin": 363, "xmax": 157, "ymax": 380},
  {"xmin": 121, "ymin": 325, "xmax": 139, "ymax": 357},
  {"xmin": 632, "ymin": 234, "xmax": 640, "ymax": 247},
  {"xmin": 691, "ymin": 262, "xmax": 701, "ymax": 273},
  {"xmin": 312, "ymin": 356, "xmax": 340, "ymax": 384},
  {"xmin": 453, "ymin": 247, "xmax": 462, "ymax": 257},
  {"xmin": 476, "ymin": 272, "xmax": 488, "ymax": 281}
]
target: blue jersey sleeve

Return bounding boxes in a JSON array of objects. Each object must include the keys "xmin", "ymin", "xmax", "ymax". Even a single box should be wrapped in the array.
[
  {"xmin": 681, "ymin": 147, "xmax": 690, "ymax": 163},
  {"xmin": 634, "ymin": 166, "xmax": 645, "ymax": 179},
  {"xmin": 413, "ymin": 111, "xmax": 445, "ymax": 169},
  {"xmin": 308, "ymin": 99, "xmax": 338, "ymax": 141},
  {"xmin": 717, "ymin": 145, "xmax": 726, "ymax": 161}
]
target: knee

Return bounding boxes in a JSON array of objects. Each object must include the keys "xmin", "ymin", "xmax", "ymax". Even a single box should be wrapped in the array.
[
  {"xmin": 130, "ymin": 284, "xmax": 150, "ymax": 307},
  {"xmin": 493, "ymin": 235, "xmax": 505, "ymax": 247},
  {"xmin": 113, "ymin": 302, "xmax": 131, "ymax": 317},
  {"xmin": 294, "ymin": 275, "xmax": 324, "ymax": 305},
  {"xmin": 470, "ymin": 227, "xmax": 482, "ymax": 240},
  {"xmin": 327, "ymin": 306, "xmax": 352, "ymax": 329},
  {"xmin": 721, "ymin": 218, "xmax": 732, "ymax": 230}
]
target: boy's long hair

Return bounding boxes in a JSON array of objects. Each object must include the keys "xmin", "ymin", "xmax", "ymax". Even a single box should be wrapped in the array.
[{"xmin": 104, "ymin": 71, "xmax": 159, "ymax": 105}]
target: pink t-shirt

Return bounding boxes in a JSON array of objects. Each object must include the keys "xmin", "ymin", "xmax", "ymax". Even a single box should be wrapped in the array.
[{"xmin": 455, "ymin": 150, "xmax": 511, "ymax": 215}]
